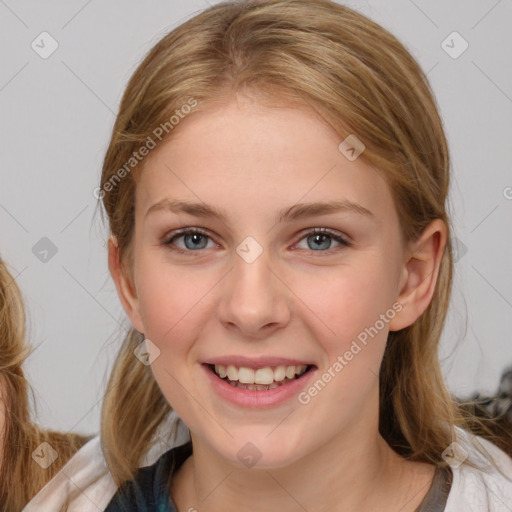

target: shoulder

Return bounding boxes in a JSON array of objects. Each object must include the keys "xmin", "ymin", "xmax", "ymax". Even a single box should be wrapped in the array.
[
  {"xmin": 22, "ymin": 412, "xmax": 191, "ymax": 512},
  {"xmin": 444, "ymin": 426, "xmax": 512, "ymax": 511},
  {"xmin": 104, "ymin": 441, "xmax": 192, "ymax": 512},
  {"xmin": 22, "ymin": 435, "xmax": 118, "ymax": 512}
]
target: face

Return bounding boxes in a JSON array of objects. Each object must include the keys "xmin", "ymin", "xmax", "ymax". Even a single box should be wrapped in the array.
[{"xmin": 113, "ymin": 94, "xmax": 422, "ymax": 469}]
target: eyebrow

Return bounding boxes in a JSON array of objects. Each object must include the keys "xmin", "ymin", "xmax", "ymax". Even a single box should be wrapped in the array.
[{"xmin": 145, "ymin": 199, "xmax": 374, "ymax": 223}]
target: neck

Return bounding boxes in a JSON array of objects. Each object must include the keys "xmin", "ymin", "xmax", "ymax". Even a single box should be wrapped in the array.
[{"xmin": 171, "ymin": 412, "xmax": 434, "ymax": 512}]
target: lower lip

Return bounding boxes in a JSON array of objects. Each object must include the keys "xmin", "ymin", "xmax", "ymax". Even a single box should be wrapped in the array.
[{"xmin": 201, "ymin": 364, "xmax": 317, "ymax": 409}]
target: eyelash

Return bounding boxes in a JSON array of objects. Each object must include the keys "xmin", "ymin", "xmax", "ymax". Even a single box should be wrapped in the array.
[{"xmin": 161, "ymin": 227, "xmax": 351, "ymax": 255}]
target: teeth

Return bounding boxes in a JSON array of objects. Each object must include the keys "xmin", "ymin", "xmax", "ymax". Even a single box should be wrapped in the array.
[
  {"xmin": 226, "ymin": 365, "xmax": 238, "ymax": 381},
  {"xmin": 238, "ymin": 367, "xmax": 254, "ymax": 384},
  {"xmin": 228, "ymin": 381, "xmax": 281, "ymax": 390},
  {"xmin": 214, "ymin": 364, "xmax": 308, "ymax": 384},
  {"xmin": 274, "ymin": 365, "xmax": 286, "ymax": 381}
]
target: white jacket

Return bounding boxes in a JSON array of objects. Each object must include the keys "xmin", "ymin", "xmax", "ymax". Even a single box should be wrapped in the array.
[
  {"xmin": 22, "ymin": 411, "xmax": 191, "ymax": 512},
  {"xmin": 23, "ymin": 419, "xmax": 512, "ymax": 511},
  {"xmin": 444, "ymin": 427, "xmax": 512, "ymax": 511}
]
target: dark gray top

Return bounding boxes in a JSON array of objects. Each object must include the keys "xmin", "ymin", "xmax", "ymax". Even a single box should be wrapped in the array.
[{"xmin": 415, "ymin": 465, "xmax": 453, "ymax": 512}]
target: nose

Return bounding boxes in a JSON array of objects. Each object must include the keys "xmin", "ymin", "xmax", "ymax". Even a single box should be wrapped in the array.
[{"xmin": 218, "ymin": 245, "xmax": 291, "ymax": 338}]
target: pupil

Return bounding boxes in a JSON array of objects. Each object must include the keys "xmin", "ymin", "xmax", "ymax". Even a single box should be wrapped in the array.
[
  {"xmin": 309, "ymin": 234, "xmax": 330, "ymax": 250},
  {"xmin": 185, "ymin": 233, "xmax": 207, "ymax": 250}
]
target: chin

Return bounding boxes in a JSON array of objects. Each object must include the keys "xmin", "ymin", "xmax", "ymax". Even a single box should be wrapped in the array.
[{"xmin": 212, "ymin": 435, "xmax": 306, "ymax": 470}]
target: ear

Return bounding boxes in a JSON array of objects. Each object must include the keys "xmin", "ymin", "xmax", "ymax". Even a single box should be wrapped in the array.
[
  {"xmin": 388, "ymin": 219, "xmax": 447, "ymax": 331},
  {"xmin": 108, "ymin": 236, "xmax": 144, "ymax": 333}
]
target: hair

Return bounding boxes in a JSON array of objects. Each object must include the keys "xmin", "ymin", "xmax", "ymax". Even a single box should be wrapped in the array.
[
  {"xmin": 98, "ymin": 0, "xmax": 512, "ymax": 485},
  {"xmin": 0, "ymin": 257, "xmax": 92, "ymax": 511}
]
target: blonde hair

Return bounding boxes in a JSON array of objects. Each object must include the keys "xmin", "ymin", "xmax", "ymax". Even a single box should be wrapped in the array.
[
  {"xmin": 0, "ymin": 257, "xmax": 91, "ymax": 511},
  {"xmin": 98, "ymin": 0, "xmax": 511, "ymax": 485}
]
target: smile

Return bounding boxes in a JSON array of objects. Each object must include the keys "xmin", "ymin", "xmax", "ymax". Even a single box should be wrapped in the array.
[
  {"xmin": 209, "ymin": 363, "xmax": 311, "ymax": 390},
  {"xmin": 202, "ymin": 362, "xmax": 317, "ymax": 408}
]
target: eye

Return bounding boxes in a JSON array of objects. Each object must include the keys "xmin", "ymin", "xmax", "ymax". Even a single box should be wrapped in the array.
[
  {"xmin": 161, "ymin": 227, "xmax": 351, "ymax": 255},
  {"xmin": 294, "ymin": 228, "xmax": 351, "ymax": 253},
  {"xmin": 162, "ymin": 228, "xmax": 217, "ymax": 253}
]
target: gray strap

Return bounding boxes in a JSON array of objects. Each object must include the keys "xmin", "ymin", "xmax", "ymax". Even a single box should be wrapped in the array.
[{"xmin": 415, "ymin": 465, "xmax": 453, "ymax": 512}]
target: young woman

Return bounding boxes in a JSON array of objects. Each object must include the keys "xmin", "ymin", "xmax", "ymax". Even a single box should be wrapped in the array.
[
  {"xmin": 0, "ymin": 256, "xmax": 91, "ymax": 511},
  {"xmin": 93, "ymin": 0, "xmax": 512, "ymax": 510}
]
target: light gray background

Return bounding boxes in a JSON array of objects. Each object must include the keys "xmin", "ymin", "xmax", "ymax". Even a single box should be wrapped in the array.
[{"xmin": 1, "ymin": 0, "xmax": 511, "ymax": 436}]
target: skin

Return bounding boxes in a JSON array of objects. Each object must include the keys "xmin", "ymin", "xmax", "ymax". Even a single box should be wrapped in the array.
[{"xmin": 109, "ymin": 92, "xmax": 447, "ymax": 512}]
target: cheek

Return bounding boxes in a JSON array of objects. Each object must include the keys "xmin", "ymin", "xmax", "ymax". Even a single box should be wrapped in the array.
[
  {"xmin": 135, "ymin": 261, "xmax": 201, "ymax": 349},
  {"xmin": 296, "ymin": 261, "xmax": 395, "ymax": 412},
  {"xmin": 293, "ymin": 257, "xmax": 396, "ymax": 348},
  {"xmin": 134, "ymin": 255, "xmax": 225, "ymax": 368}
]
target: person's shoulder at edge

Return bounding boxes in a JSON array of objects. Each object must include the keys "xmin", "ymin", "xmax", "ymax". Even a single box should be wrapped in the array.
[
  {"xmin": 444, "ymin": 425, "xmax": 512, "ymax": 512},
  {"xmin": 21, "ymin": 412, "xmax": 191, "ymax": 512},
  {"xmin": 103, "ymin": 440, "xmax": 192, "ymax": 512},
  {"xmin": 21, "ymin": 434, "xmax": 117, "ymax": 512}
]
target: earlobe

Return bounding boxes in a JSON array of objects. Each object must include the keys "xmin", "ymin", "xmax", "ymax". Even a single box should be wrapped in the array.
[
  {"xmin": 388, "ymin": 219, "xmax": 447, "ymax": 332},
  {"xmin": 107, "ymin": 236, "xmax": 145, "ymax": 333}
]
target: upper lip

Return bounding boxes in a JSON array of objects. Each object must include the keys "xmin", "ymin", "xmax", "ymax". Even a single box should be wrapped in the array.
[{"xmin": 202, "ymin": 355, "xmax": 316, "ymax": 369}]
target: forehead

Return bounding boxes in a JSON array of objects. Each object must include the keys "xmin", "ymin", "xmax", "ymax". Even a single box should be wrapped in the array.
[{"xmin": 135, "ymin": 96, "xmax": 396, "ymax": 226}]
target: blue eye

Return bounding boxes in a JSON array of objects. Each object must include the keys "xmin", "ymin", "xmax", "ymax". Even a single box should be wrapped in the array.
[
  {"xmin": 296, "ymin": 228, "xmax": 350, "ymax": 252},
  {"xmin": 163, "ymin": 228, "xmax": 216, "ymax": 252},
  {"xmin": 162, "ymin": 227, "xmax": 350, "ymax": 255}
]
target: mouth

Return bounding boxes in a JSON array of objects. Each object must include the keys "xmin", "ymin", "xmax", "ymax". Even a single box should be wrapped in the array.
[{"xmin": 204, "ymin": 363, "xmax": 316, "ymax": 391}]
